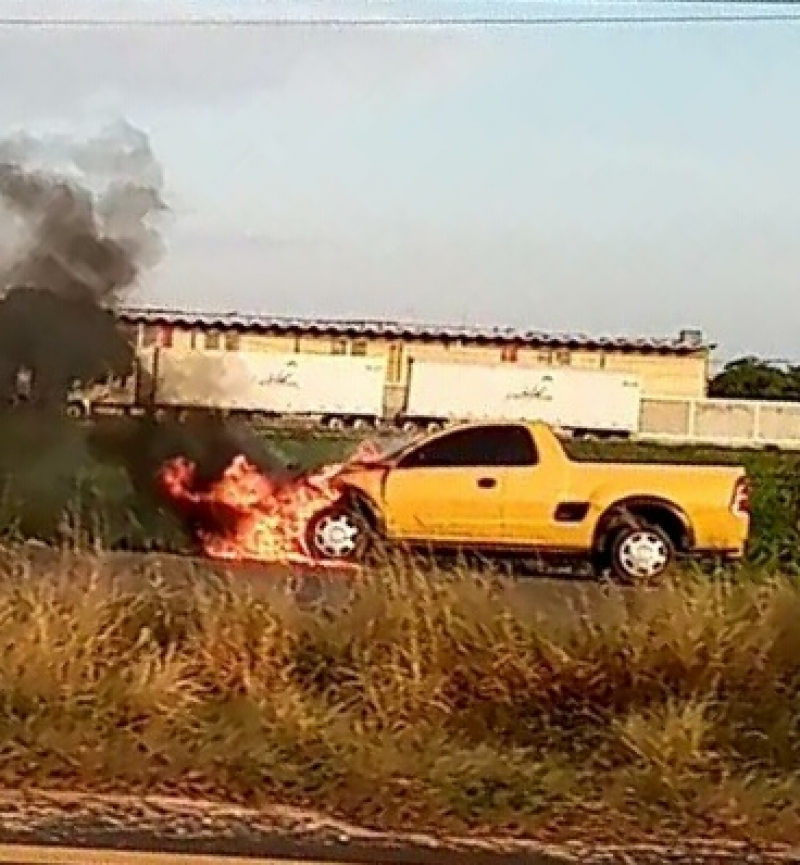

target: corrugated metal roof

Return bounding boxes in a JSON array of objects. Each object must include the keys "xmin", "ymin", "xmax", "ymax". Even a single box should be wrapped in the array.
[{"xmin": 117, "ymin": 306, "xmax": 712, "ymax": 354}]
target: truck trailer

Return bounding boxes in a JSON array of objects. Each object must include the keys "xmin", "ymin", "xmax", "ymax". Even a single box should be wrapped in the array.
[
  {"xmin": 71, "ymin": 348, "xmax": 388, "ymax": 428},
  {"xmin": 398, "ymin": 360, "xmax": 642, "ymax": 436}
]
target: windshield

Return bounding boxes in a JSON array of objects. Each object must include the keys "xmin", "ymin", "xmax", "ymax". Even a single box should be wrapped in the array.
[
  {"xmin": 371, "ymin": 432, "xmax": 422, "ymax": 462},
  {"xmin": 378, "ymin": 439, "xmax": 413, "ymax": 462}
]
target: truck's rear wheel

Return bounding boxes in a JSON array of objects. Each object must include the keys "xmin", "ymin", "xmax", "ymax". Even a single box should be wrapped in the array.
[
  {"xmin": 305, "ymin": 505, "xmax": 372, "ymax": 563},
  {"xmin": 609, "ymin": 524, "xmax": 675, "ymax": 585}
]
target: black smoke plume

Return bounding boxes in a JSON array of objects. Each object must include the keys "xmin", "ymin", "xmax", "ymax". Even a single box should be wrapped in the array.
[
  {"xmin": 0, "ymin": 122, "xmax": 303, "ymax": 553},
  {"xmin": 87, "ymin": 414, "xmax": 297, "ymax": 501},
  {"xmin": 0, "ymin": 123, "xmax": 172, "ymax": 549},
  {"xmin": 0, "ymin": 121, "xmax": 166, "ymax": 410}
]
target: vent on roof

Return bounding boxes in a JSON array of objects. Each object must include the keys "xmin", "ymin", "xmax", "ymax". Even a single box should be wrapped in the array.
[{"xmin": 678, "ymin": 328, "xmax": 704, "ymax": 347}]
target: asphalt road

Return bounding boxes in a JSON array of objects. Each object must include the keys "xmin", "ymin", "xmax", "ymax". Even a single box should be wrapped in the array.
[
  {"xmin": 2, "ymin": 848, "xmax": 334, "ymax": 865},
  {"xmin": 0, "ymin": 843, "xmax": 567, "ymax": 865},
  {"xmin": 0, "ymin": 791, "xmax": 571, "ymax": 865},
  {"xmin": 0, "ymin": 827, "xmax": 793, "ymax": 865},
  {"xmin": 0, "ymin": 786, "xmax": 793, "ymax": 864},
  {"xmin": 0, "ymin": 545, "xmax": 634, "ymax": 626}
]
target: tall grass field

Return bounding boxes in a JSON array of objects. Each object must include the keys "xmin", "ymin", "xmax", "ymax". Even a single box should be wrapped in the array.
[{"xmin": 0, "ymin": 555, "xmax": 797, "ymax": 844}]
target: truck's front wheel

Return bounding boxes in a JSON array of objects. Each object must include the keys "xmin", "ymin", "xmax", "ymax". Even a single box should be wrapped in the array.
[
  {"xmin": 608, "ymin": 524, "xmax": 675, "ymax": 585},
  {"xmin": 305, "ymin": 505, "xmax": 372, "ymax": 563}
]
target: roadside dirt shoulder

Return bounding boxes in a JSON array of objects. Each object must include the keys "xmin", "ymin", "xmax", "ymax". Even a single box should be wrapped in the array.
[{"xmin": 0, "ymin": 791, "xmax": 796, "ymax": 865}]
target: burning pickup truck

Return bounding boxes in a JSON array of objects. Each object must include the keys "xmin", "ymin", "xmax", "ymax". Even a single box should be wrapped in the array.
[
  {"xmin": 159, "ymin": 421, "xmax": 750, "ymax": 583},
  {"xmin": 303, "ymin": 421, "xmax": 751, "ymax": 583}
]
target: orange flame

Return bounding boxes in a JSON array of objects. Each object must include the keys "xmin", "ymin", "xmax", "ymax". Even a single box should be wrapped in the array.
[{"xmin": 158, "ymin": 440, "xmax": 381, "ymax": 568}]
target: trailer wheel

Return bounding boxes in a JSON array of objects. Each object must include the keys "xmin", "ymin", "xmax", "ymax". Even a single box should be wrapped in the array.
[{"xmin": 324, "ymin": 417, "xmax": 345, "ymax": 432}]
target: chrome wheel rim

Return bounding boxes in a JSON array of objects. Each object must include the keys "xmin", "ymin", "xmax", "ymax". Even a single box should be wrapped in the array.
[
  {"xmin": 313, "ymin": 513, "xmax": 361, "ymax": 559},
  {"xmin": 618, "ymin": 530, "xmax": 669, "ymax": 579}
]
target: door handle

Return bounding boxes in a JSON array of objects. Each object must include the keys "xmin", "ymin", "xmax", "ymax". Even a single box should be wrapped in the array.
[{"xmin": 477, "ymin": 477, "xmax": 497, "ymax": 489}]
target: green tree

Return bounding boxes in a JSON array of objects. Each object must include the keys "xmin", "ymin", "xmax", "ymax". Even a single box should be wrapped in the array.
[{"xmin": 709, "ymin": 357, "xmax": 800, "ymax": 401}]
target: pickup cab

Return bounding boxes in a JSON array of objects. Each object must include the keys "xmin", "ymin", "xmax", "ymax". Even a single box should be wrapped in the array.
[{"xmin": 305, "ymin": 420, "xmax": 751, "ymax": 583}]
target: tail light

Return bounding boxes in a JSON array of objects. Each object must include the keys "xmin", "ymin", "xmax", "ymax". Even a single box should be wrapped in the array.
[{"xmin": 731, "ymin": 475, "xmax": 751, "ymax": 516}]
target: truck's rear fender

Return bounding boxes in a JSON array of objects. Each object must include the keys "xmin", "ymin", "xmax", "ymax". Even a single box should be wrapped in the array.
[{"xmin": 592, "ymin": 496, "xmax": 695, "ymax": 555}]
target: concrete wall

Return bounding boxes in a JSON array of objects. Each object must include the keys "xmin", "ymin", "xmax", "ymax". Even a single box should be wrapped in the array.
[{"xmin": 640, "ymin": 397, "xmax": 800, "ymax": 447}]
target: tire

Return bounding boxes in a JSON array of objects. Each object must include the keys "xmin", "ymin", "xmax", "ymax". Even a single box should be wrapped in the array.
[
  {"xmin": 608, "ymin": 523, "xmax": 675, "ymax": 585},
  {"xmin": 305, "ymin": 505, "xmax": 372, "ymax": 563},
  {"xmin": 65, "ymin": 401, "xmax": 87, "ymax": 419}
]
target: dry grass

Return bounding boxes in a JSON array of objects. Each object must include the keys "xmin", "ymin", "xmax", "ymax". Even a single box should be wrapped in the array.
[{"xmin": 0, "ymin": 550, "xmax": 797, "ymax": 845}]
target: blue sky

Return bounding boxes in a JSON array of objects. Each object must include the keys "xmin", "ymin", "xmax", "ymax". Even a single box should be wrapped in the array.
[{"xmin": 0, "ymin": 1, "xmax": 798, "ymax": 361}]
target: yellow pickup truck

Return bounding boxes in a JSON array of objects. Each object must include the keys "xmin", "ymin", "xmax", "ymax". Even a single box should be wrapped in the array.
[{"xmin": 305, "ymin": 420, "xmax": 751, "ymax": 583}]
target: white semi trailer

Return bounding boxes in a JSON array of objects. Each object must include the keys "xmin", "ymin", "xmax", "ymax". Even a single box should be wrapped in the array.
[
  {"xmin": 149, "ymin": 348, "xmax": 387, "ymax": 428},
  {"xmin": 398, "ymin": 360, "xmax": 642, "ymax": 436},
  {"xmin": 72, "ymin": 349, "xmax": 386, "ymax": 428}
]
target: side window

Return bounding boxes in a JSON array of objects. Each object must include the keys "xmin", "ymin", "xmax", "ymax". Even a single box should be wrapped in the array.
[{"xmin": 398, "ymin": 425, "xmax": 537, "ymax": 469}]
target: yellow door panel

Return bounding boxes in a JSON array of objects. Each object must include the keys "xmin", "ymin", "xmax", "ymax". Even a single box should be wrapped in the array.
[
  {"xmin": 501, "ymin": 465, "xmax": 556, "ymax": 545},
  {"xmin": 383, "ymin": 467, "xmax": 506, "ymax": 542},
  {"xmin": 502, "ymin": 464, "xmax": 592, "ymax": 548}
]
